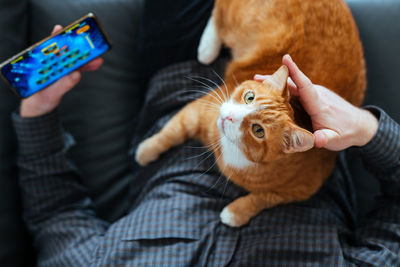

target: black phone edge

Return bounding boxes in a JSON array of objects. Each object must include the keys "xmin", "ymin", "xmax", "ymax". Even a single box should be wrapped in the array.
[{"xmin": 0, "ymin": 12, "xmax": 112, "ymax": 99}]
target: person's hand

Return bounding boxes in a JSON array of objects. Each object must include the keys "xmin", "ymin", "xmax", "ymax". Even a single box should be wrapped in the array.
[
  {"xmin": 20, "ymin": 25, "xmax": 104, "ymax": 118},
  {"xmin": 254, "ymin": 54, "xmax": 378, "ymax": 151}
]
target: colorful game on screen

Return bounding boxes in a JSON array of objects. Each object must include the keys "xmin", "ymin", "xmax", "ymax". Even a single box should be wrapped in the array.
[{"xmin": 0, "ymin": 16, "xmax": 110, "ymax": 98}]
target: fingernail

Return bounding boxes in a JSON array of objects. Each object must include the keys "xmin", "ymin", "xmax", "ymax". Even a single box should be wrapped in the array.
[
  {"xmin": 71, "ymin": 71, "xmax": 80, "ymax": 80},
  {"xmin": 286, "ymin": 54, "xmax": 293, "ymax": 62}
]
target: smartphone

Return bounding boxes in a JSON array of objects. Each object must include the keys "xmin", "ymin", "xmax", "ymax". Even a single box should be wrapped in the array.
[{"xmin": 0, "ymin": 13, "xmax": 112, "ymax": 98}]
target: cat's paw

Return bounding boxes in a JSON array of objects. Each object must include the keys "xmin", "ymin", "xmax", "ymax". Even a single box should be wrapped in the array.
[
  {"xmin": 135, "ymin": 138, "xmax": 160, "ymax": 166},
  {"xmin": 198, "ymin": 17, "xmax": 222, "ymax": 65},
  {"xmin": 220, "ymin": 206, "xmax": 250, "ymax": 228}
]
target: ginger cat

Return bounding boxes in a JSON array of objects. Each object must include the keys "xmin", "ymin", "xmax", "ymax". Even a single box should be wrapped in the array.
[{"xmin": 136, "ymin": 0, "xmax": 365, "ymax": 227}]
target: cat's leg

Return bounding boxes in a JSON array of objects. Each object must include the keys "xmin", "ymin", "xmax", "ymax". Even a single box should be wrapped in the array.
[
  {"xmin": 220, "ymin": 192, "xmax": 287, "ymax": 227},
  {"xmin": 135, "ymin": 104, "xmax": 200, "ymax": 166},
  {"xmin": 198, "ymin": 15, "xmax": 222, "ymax": 65}
]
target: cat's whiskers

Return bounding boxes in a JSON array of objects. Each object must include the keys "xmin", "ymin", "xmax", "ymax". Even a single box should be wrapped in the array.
[
  {"xmin": 181, "ymin": 100, "xmax": 219, "ymax": 112},
  {"xmin": 232, "ymin": 73, "xmax": 240, "ymax": 87},
  {"xmin": 216, "ymin": 151, "xmax": 230, "ymax": 199},
  {"xmin": 186, "ymin": 89, "xmax": 222, "ymax": 106},
  {"xmin": 195, "ymin": 102, "xmax": 220, "ymax": 113},
  {"xmin": 211, "ymin": 68, "xmax": 230, "ymax": 101},
  {"xmin": 183, "ymin": 95, "xmax": 220, "ymax": 108},
  {"xmin": 201, "ymin": 139, "xmax": 231, "ymax": 194},
  {"xmin": 184, "ymin": 138, "xmax": 222, "ymax": 160},
  {"xmin": 181, "ymin": 135, "xmax": 227, "ymax": 195},
  {"xmin": 184, "ymin": 138, "xmax": 221, "ymax": 165},
  {"xmin": 184, "ymin": 147, "xmax": 215, "ymax": 160},
  {"xmin": 206, "ymin": 137, "xmax": 224, "ymax": 147},
  {"xmin": 221, "ymin": 137, "xmax": 241, "ymax": 198},
  {"xmin": 190, "ymin": 75, "xmax": 228, "ymax": 103},
  {"xmin": 185, "ymin": 138, "xmax": 221, "ymax": 150},
  {"xmin": 187, "ymin": 142, "xmax": 224, "ymax": 187},
  {"xmin": 184, "ymin": 89, "xmax": 223, "ymax": 106},
  {"xmin": 197, "ymin": 103, "xmax": 220, "ymax": 111},
  {"xmin": 185, "ymin": 76, "xmax": 225, "ymax": 104},
  {"xmin": 207, "ymin": 166, "xmax": 225, "ymax": 194}
]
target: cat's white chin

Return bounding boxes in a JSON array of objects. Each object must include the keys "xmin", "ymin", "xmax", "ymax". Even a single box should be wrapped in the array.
[{"xmin": 220, "ymin": 136, "xmax": 253, "ymax": 169}]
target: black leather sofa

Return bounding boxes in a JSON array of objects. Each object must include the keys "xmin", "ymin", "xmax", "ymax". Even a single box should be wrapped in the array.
[{"xmin": 0, "ymin": 0, "xmax": 398, "ymax": 265}]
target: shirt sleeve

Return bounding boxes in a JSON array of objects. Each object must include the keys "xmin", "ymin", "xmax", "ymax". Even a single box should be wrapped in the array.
[
  {"xmin": 358, "ymin": 107, "xmax": 400, "ymax": 197},
  {"xmin": 13, "ymin": 110, "xmax": 110, "ymax": 266},
  {"xmin": 342, "ymin": 106, "xmax": 400, "ymax": 266}
]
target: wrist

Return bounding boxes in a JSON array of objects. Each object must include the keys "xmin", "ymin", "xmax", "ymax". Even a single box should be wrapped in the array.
[
  {"xmin": 354, "ymin": 108, "xmax": 379, "ymax": 147},
  {"xmin": 20, "ymin": 99, "xmax": 58, "ymax": 118}
]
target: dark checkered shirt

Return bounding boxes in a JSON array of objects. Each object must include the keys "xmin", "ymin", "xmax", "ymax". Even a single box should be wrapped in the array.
[{"xmin": 13, "ymin": 60, "xmax": 400, "ymax": 266}]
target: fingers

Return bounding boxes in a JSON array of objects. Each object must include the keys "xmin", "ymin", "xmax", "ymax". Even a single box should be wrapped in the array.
[
  {"xmin": 80, "ymin": 57, "xmax": 104, "ymax": 72},
  {"xmin": 254, "ymin": 74, "xmax": 269, "ymax": 82},
  {"xmin": 286, "ymin": 77, "xmax": 299, "ymax": 96},
  {"xmin": 59, "ymin": 71, "xmax": 82, "ymax": 94},
  {"xmin": 52, "ymin": 25, "xmax": 63, "ymax": 34},
  {"xmin": 283, "ymin": 54, "xmax": 323, "ymax": 116},
  {"xmin": 46, "ymin": 71, "xmax": 81, "ymax": 96},
  {"xmin": 282, "ymin": 55, "xmax": 313, "ymax": 92},
  {"xmin": 314, "ymin": 130, "xmax": 328, "ymax": 148},
  {"xmin": 314, "ymin": 129, "xmax": 340, "ymax": 150}
]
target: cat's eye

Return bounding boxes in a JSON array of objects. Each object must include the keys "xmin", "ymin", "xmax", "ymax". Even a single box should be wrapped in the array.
[
  {"xmin": 252, "ymin": 124, "xmax": 264, "ymax": 138},
  {"xmin": 244, "ymin": 91, "xmax": 255, "ymax": 104}
]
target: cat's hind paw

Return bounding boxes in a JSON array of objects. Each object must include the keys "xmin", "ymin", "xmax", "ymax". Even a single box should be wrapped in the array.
[
  {"xmin": 198, "ymin": 16, "xmax": 222, "ymax": 65},
  {"xmin": 135, "ymin": 138, "xmax": 160, "ymax": 166},
  {"xmin": 220, "ymin": 206, "xmax": 249, "ymax": 228}
]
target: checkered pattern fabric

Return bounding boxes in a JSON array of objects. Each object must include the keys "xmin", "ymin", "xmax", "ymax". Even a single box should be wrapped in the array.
[{"xmin": 13, "ymin": 60, "xmax": 400, "ymax": 266}]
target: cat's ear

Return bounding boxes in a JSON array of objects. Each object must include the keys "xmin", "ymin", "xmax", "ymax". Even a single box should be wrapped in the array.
[
  {"xmin": 262, "ymin": 65, "xmax": 289, "ymax": 95},
  {"xmin": 282, "ymin": 123, "xmax": 314, "ymax": 153}
]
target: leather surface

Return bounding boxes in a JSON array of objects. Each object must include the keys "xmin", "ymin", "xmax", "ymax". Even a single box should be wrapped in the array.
[
  {"xmin": 0, "ymin": 1, "xmax": 32, "ymax": 266},
  {"xmin": 346, "ymin": 0, "xmax": 400, "ymax": 216},
  {"xmin": 347, "ymin": 0, "xmax": 400, "ymax": 122},
  {"xmin": 28, "ymin": 0, "xmax": 145, "ymax": 222}
]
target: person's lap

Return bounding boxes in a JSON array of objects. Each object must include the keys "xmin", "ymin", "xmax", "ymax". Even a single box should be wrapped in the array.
[
  {"xmin": 117, "ymin": 59, "xmax": 358, "ymax": 265},
  {"xmin": 105, "ymin": 138, "xmax": 356, "ymax": 265}
]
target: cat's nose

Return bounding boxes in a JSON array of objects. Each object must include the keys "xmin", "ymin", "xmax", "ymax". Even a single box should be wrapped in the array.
[{"xmin": 224, "ymin": 116, "xmax": 234, "ymax": 122}]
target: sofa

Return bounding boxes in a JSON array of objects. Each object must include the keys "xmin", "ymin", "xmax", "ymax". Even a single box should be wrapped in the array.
[{"xmin": 0, "ymin": 0, "xmax": 398, "ymax": 265}]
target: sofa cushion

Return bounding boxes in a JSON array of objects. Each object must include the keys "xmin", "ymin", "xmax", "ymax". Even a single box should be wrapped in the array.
[
  {"xmin": 347, "ymin": 0, "xmax": 400, "ymax": 122},
  {"xmin": 28, "ymin": 0, "xmax": 145, "ymax": 221},
  {"xmin": 346, "ymin": 0, "xmax": 400, "ymax": 216},
  {"xmin": 0, "ymin": 1, "xmax": 34, "ymax": 265}
]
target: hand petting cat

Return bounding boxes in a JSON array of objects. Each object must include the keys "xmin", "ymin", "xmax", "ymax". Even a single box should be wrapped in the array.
[{"xmin": 255, "ymin": 55, "xmax": 378, "ymax": 152}]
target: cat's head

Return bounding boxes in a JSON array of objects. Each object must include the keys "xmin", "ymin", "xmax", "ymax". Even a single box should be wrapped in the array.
[{"xmin": 217, "ymin": 66, "xmax": 314, "ymax": 165}]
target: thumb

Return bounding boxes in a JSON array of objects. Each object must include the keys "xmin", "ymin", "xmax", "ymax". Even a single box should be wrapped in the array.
[{"xmin": 314, "ymin": 129, "xmax": 340, "ymax": 150}]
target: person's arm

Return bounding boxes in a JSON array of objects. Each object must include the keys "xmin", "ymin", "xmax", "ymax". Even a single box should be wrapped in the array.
[
  {"xmin": 14, "ymin": 24, "xmax": 109, "ymax": 266},
  {"xmin": 14, "ymin": 110, "xmax": 110, "ymax": 265},
  {"xmin": 342, "ymin": 107, "xmax": 400, "ymax": 265},
  {"xmin": 255, "ymin": 55, "xmax": 400, "ymax": 265}
]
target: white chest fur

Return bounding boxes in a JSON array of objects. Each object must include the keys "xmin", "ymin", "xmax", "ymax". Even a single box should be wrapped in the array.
[{"xmin": 221, "ymin": 136, "xmax": 253, "ymax": 169}]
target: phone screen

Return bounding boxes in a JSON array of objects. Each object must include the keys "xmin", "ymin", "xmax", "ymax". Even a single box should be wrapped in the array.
[{"xmin": 0, "ymin": 15, "xmax": 111, "ymax": 98}]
